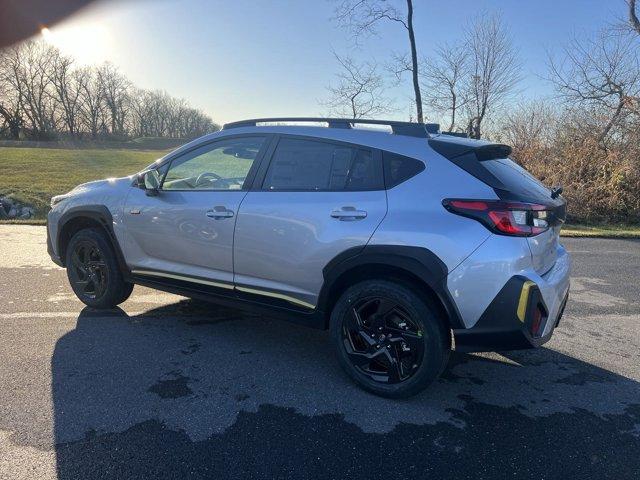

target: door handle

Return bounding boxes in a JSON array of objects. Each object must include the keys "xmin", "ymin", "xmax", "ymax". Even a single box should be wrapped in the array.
[
  {"xmin": 206, "ymin": 206, "xmax": 234, "ymax": 219},
  {"xmin": 330, "ymin": 207, "xmax": 367, "ymax": 220}
]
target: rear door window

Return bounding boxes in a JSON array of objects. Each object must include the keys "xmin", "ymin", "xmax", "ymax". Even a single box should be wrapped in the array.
[{"xmin": 262, "ymin": 137, "xmax": 382, "ymax": 191}]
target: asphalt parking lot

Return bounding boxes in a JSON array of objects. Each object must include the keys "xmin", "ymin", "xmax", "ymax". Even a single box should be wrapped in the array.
[{"xmin": 0, "ymin": 225, "xmax": 638, "ymax": 480}]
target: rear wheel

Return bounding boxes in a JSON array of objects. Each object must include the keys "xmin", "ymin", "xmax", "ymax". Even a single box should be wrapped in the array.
[
  {"xmin": 65, "ymin": 228, "xmax": 133, "ymax": 309},
  {"xmin": 330, "ymin": 280, "xmax": 450, "ymax": 398}
]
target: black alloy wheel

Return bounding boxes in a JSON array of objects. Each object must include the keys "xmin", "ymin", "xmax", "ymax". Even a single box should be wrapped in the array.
[
  {"xmin": 331, "ymin": 279, "xmax": 450, "ymax": 398},
  {"xmin": 342, "ymin": 297, "xmax": 424, "ymax": 384},
  {"xmin": 65, "ymin": 228, "xmax": 134, "ymax": 308},
  {"xmin": 69, "ymin": 241, "xmax": 108, "ymax": 300}
]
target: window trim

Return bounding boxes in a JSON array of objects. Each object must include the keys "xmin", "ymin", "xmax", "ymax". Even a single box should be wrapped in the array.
[
  {"xmin": 254, "ymin": 134, "xmax": 384, "ymax": 193},
  {"xmin": 152, "ymin": 134, "xmax": 274, "ymax": 193}
]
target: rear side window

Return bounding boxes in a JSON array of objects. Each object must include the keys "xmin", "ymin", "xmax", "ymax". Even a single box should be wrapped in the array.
[
  {"xmin": 383, "ymin": 151, "xmax": 425, "ymax": 188},
  {"xmin": 262, "ymin": 137, "xmax": 382, "ymax": 191},
  {"xmin": 482, "ymin": 158, "xmax": 551, "ymax": 202}
]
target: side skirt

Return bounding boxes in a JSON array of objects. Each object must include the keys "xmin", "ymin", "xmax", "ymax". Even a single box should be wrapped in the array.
[{"xmin": 130, "ymin": 274, "xmax": 326, "ymax": 330}]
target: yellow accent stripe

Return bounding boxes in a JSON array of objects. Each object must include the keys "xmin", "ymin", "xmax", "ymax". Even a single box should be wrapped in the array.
[
  {"xmin": 132, "ymin": 270, "xmax": 234, "ymax": 290},
  {"xmin": 235, "ymin": 286, "xmax": 316, "ymax": 310},
  {"xmin": 517, "ymin": 281, "xmax": 536, "ymax": 323}
]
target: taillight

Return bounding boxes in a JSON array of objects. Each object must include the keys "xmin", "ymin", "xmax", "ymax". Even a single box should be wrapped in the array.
[{"xmin": 442, "ymin": 199, "xmax": 550, "ymax": 237}]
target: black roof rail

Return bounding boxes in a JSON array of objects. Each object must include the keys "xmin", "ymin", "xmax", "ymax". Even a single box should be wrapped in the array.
[{"xmin": 222, "ymin": 117, "xmax": 440, "ymax": 138}]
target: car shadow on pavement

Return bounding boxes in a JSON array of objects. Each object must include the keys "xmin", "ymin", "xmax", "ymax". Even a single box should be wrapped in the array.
[{"xmin": 52, "ymin": 301, "xmax": 640, "ymax": 480}]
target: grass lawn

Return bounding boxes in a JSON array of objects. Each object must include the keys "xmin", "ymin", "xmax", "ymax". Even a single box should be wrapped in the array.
[
  {"xmin": 562, "ymin": 223, "xmax": 640, "ymax": 238},
  {"xmin": 0, "ymin": 147, "xmax": 166, "ymax": 218}
]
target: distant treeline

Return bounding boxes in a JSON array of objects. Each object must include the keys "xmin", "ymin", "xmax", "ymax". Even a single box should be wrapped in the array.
[{"xmin": 0, "ymin": 40, "xmax": 219, "ymax": 141}]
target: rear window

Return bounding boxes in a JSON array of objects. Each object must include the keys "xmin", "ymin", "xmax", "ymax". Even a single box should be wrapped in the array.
[{"xmin": 482, "ymin": 158, "xmax": 551, "ymax": 202}]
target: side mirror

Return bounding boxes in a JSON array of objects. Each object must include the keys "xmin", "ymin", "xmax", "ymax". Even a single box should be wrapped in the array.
[{"xmin": 138, "ymin": 170, "xmax": 160, "ymax": 196}]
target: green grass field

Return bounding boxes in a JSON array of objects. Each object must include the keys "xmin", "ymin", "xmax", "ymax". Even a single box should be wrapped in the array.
[
  {"xmin": 0, "ymin": 147, "xmax": 166, "ymax": 218},
  {"xmin": 561, "ymin": 224, "xmax": 640, "ymax": 238}
]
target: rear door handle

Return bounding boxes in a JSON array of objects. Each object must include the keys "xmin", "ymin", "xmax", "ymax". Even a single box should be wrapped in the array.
[
  {"xmin": 206, "ymin": 206, "xmax": 234, "ymax": 219},
  {"xmin": 330, "ymin": 207, "xmax": 367, "ymax": 220}
]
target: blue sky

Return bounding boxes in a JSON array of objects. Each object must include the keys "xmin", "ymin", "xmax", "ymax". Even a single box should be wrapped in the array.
[{"xmin": 43, "ymin": 0, "xmax": 625, "ymax": 124}]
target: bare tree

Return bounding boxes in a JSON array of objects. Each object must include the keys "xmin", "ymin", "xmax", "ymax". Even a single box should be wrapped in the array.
[
  {"xmin": 320, "ymin": 53, "xmax": 393, "ymax": 118},
  {"xmin": 0, "ymin": 39, "xmax": 216, "ymax": 140},
  {"xmin": 0, "ymin": 48, "xmax": 23, "ymax": 139},
  {"xmin": 76, "ymin": 66, "xmax": 107, "ymax": 137},
  {"xmin": 421, "ymin": 42, "xmax": 470, "ymax": 132},
  {"xmin": 464, "ymin": 13, "xmax": 521, "ymax": 139},
  {"xmin": 629, "ymin": 0, "xmax": 640, "ymax": 36},
  {"xmin": 1, "ymin": 41, "xmax": 59, "ymax": 138},
  {"xmin": 0, "ymin": 99, "xmax": 23, "ymax": 139},
  {"xmin": 499, "ymin": 100, "xmax": 556, "ymax": 151},
  {"xmin": 49, "ymin": 50, "xmax": 85, "ymax": 137},
  {"xmin": 333, "ymin": 0, "xmax": 423, "ymax": 122},
  {"xmin": 548, "ymin": 31, "xmax": 640, "ymax": 144},
  {"xmin": 97, "ymin": 63, "xmax": 130, "ymax": 136}
]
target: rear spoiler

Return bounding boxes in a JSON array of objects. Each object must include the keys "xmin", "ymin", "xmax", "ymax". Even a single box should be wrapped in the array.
[
  {"xmin": 428, "ymin": 138, "xmax": 513, "ymax": 192},
  {"xmin": 440, "ymin": 131, "xmax": 469, "ymax": 138},
  {"xmin": 429, "ymin": 138, "xmax": 512, "ymax": 161},
  {"xmin": 475, "ymin": 144, "xmax": 512, "ymax": 161}
]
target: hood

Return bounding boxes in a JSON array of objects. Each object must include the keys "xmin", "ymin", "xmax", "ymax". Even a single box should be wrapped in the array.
[
  {"xmin": 73, "ymin": 176, "xmax": 133, "ymax": 192},
  {"xmin": 51, "ymin": 176, "xmax": 133, "ymax": 208}
]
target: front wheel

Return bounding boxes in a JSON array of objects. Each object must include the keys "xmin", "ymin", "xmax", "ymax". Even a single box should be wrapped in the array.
[
  {"xmin": 65, "ymin": 228, "xmax": 133, "ymax": 309},
  {"xmin": 330, "ymin": 280, "xmax": 450, "ymax": 398}
]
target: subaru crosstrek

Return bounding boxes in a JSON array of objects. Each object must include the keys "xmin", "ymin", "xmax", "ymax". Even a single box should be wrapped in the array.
[{"xmin": 47, "ymin": 118, "xmax": 570, "ymax": 398}]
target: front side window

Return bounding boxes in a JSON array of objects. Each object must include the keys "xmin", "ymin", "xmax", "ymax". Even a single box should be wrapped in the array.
[
  {"xmin": 162, "ymin": 136, "xmax": 266, "ymax": 191},
  {"xmin": 262, "ymin": 137, "xmax": 382, "ymax": 191}
]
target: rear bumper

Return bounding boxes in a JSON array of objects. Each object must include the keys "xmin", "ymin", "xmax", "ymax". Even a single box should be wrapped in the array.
[{"xmin": 453, "ymin": 245, "xmax": 571, "ymax": 352}]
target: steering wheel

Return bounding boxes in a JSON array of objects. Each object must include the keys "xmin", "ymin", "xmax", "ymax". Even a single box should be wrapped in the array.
[{"xmin": 195, "ymin": 172, "xmax": 223, "ymax": 187}]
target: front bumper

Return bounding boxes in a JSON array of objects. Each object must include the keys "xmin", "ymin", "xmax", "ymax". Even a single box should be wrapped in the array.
[
  {"xmin": 46, "ymin": 214, "xmax": 64, "ymax": 267},
  {"xmin": 453, "ymin": 245, "xmax": 571, "ymax": 352}
]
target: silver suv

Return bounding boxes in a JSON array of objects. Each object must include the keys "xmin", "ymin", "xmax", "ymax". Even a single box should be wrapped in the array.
[{"xmin": 47, "ymin": 118, "xmax": 570, "ymax": 398}]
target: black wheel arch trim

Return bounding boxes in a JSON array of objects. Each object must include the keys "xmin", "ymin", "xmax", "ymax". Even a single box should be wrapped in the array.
[
  {"xmin": 318, "ymin": 244, "xmax": 465, "ymax": 330},
  {"xmin": 55, "ymin": 205, "xmax": 129, "ymax": 275}
]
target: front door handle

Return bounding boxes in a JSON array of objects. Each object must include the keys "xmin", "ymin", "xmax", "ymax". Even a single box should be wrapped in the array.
[
  {"xmin": 206, "ymin": 206, "xmax": 234, "ymax": 219},
  {"xmin": 330, "ymin": 206, "xmax": 367, "ymax": 220}
]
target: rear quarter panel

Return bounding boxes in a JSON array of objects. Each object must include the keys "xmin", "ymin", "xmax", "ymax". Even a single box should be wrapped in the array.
[{"xmin": 369, "ymin": 144, "xmax": 497, "ymax": 274}]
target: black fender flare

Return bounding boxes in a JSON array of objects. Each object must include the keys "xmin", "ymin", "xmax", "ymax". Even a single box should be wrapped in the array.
[
  {"xmin": 56, "ymin": 205, "xmax": 129, "ymax": 274},
  {"xmin": 317, "ymin": 245, "xmax": 464, "ymax": 329}
]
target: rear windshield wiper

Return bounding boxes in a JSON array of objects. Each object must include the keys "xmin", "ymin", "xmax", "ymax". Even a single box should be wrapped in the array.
[{"xmin": 551, "ymin": 186, "xmax": 563, "ymax": 199}]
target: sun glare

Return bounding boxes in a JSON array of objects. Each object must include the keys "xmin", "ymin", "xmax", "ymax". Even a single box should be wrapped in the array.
[{"xmin": 40, "ymin": 22, "xmax": 112, "ymax": 65}]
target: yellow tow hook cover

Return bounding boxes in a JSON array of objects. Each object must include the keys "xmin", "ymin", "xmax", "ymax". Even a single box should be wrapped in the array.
[{"xmin": 517, "ymin": 281, "xmax": 536, "ymax": 323}]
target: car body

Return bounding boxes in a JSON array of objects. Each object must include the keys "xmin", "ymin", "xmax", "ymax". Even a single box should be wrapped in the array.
[{"xmin": 47, "ymin": 118, "xmax": 570, "ymax": 397}]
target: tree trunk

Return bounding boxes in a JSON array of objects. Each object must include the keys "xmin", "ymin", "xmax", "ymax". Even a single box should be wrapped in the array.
[
  {"xmin": 448, "ymin": 91, "xmax": 456, "ymax": 132},
  {"xmin": 630, "ymin": 0, "xmax": 640, "ymax": 35},
  {"xmin": 598, "ymin": 95, "xmax": 625, "ymax": 145},
  {"xmin": 467, "ymin": 117, "xmax": 481, "ymax": 139},
  {"xmin": 0, "ymin": 106, "xmax": 21, "ymax": 139},
  {"xmin": 406, "ymin": 0, "xmax": 423, "ymax": 123}
]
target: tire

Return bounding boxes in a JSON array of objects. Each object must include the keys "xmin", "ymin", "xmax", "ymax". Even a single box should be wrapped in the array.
[
  {"xmin": 65, "ymin": 228, "xmax": 133, "ymax": 309},
  {"xmin": 330, "ymin": 279, "xmax": 450, "ymax": 399}
]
